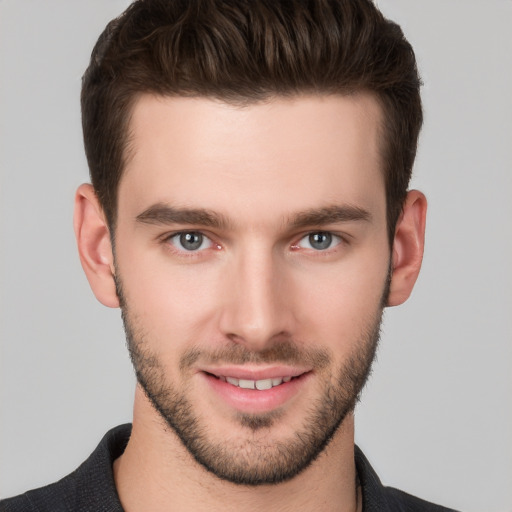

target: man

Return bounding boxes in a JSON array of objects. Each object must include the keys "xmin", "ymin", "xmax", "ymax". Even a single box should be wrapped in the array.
[{"xmin": 1, "ymin": 1, "xmax": 459, "ymax": 511}]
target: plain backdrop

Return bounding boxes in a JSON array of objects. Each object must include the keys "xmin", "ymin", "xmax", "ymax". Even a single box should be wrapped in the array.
[{"xmin": 1, "ymin": 1, "xmax": 511, "ymax": 511}]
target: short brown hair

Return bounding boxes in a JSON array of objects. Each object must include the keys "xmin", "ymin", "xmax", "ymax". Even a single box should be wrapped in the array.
[{"xmin": 81, "ymin": 0, "xmax": 422, "ymax": 242}]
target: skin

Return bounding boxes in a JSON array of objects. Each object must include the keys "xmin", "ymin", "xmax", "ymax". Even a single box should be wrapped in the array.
[{"xmin": 74, "ymin": 93, "xmax": 427, "ymax": 512}]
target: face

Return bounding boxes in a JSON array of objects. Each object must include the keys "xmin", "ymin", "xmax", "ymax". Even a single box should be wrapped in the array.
[{"xmin": 114, "ymin": 94, "xmax": 390, "ymax": 485}]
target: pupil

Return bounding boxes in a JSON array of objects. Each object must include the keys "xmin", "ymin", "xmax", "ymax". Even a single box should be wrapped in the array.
[
  {"xmin": 309, "ymin": 232, "xmax": 331, "ymax": 250},
  {"xmin": 180, "ymin": 232, "xmax": 202, "ymax": 250}
]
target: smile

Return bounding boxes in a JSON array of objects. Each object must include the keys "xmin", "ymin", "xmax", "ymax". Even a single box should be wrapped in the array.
[
  {"xmin": 199, "ymin": 367, "xmax": 311, "ymax": 413},
  {"xmin": 218, "ymin": 375, "xmax": 292, "ymax": 390}
]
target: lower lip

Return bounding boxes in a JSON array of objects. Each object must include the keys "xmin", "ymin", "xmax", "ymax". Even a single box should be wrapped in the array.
[{"xmin": 201, "ymin": 372, "xmax": 310, "ymax": 414}]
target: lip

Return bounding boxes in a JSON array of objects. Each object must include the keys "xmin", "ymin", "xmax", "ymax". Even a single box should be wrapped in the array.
[
  {"xmin": 199, "ymin": 366, "xmax": 312, "ymax": 414},
  {"xmin": 200, "ymin": 364, "xmax": 310, "ymax": 381}
]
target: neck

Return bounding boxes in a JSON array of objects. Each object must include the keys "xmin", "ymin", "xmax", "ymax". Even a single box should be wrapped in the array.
[{"xmin": 114, "ymin": 388, "xmax": 360, "ymax": 512}]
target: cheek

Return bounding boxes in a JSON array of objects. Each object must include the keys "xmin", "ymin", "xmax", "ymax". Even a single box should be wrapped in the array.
[
  {"xmin": 292, "ymin": 256, "xmax": 388, "ymax": 342},
  {"xmin": 119, "ymin": 254, "xmax": 222, "ymax": 344}
]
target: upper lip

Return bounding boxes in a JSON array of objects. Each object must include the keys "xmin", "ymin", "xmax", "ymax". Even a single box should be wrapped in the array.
[{"xmin": 200, "ymin": 365, "xmax": 311, "ymax": 381}]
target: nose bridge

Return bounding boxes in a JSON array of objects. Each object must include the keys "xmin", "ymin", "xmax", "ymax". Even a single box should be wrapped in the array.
[{"xmin": 220, "ymin": 242, "xmax": 291, "ymax": 349}]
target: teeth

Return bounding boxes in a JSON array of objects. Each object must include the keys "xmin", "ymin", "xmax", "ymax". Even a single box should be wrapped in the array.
[
  {"xmin": 238, "ymin": 379, "xmax": 255, "ymax": 389},
  {"xmin": 255, "ymin": 379, "xmax": 273, "ymax": 390},
  {"xmin": 221, "ymin": 376, "xmax": 293, "ymax": 390}
]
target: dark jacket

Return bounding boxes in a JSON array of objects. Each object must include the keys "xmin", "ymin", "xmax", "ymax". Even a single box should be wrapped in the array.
[{"xmin": 0, "ymin": 424, "xmax": 459, "ymax": 512}]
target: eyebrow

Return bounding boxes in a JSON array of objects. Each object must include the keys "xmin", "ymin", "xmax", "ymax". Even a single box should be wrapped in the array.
[
  {"xmin": 136, "ymin": 203, "xmax": 371, "ymax": 230},
  {"xmin": 136, "ymin": 203, "xmax": 231, "ymax": 229},
  {"xmin": 289, "ymin": 205, "xmax": 371, "ymax": 229}
]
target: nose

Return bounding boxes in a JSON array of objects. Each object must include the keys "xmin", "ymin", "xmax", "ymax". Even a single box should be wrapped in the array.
[{"xmin": 219, "ymin": 248, "xmax": 295, "ymax": 352}]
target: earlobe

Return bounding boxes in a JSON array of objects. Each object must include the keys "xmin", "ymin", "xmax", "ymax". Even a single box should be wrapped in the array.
[
  {"xmin": 387, "ymin": 190, "xmax": 427, "ymax": 307},
  {"xmin": 73, "ymin": 183, "xmax": 120, "ymax": 308}
]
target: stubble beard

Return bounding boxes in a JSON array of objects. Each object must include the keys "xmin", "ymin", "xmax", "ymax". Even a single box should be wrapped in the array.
[{"xmin": 116, "ymin": 276, "xmax": 386, "ymax": 486}]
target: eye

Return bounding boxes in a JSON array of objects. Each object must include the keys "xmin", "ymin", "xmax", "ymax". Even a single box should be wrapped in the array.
[
  {"xmin": 168, "ymin": 232, "xmax": 213, "ymax": 252},
  {"xmin": 295, "ymin": 232, "xmax": 342, "ymax": 251}
]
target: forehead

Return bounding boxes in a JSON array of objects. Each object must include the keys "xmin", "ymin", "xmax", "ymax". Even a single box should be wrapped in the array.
[{"xmin": 120, "ymin": 93, "xmax": 385, "ymax": 225}]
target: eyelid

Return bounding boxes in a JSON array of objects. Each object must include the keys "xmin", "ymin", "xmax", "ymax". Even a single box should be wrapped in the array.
[
  {"xmin": 161, "ymin": 230, "xmax": 221, "ymax": 253},
  {"xmin": 158, "ymin": 229, "xmax": 349, "ymax": 254},
  {"xmin": 291, "ymin": 231, "xmax": 346, "ymax": 251}
]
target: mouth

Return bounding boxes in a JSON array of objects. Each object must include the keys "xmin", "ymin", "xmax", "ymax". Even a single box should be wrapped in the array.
[
  {"xmin": 200, "ymin": 368, "xmax": 311, "ymax": 414},
  {"xmin": 206, "ymin": 373, "xmax": 298, "ymax": 390}
]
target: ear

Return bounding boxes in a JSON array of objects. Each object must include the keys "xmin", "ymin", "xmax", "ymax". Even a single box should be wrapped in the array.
[
  {"xmin": 387, "ymin": 190, "xmax": 427, "ymax": 307},
  {"xmin": 73, "ymin": 183, "xmax": 119, "ymax": 308}
]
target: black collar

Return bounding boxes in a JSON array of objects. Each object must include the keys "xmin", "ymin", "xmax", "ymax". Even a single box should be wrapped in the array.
[{"xmin": 6, "ymin": 424, "xmax": 458, "ymax": 512}]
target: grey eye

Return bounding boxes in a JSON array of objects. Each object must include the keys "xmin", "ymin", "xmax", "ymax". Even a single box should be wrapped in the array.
[
  {"xmin": 168, "ymin": 232, "xmax": 212, "ymax": 252},
  {"xmin": 180, "ymin": 233, "xmax": 203, "ymax": 251},
  {"xmin": 296, "ymin": 232, "xmax": 342, "ymax": 251},
  {"xmin": 308, "ymin": 232, "xmax": 333, "ymax": 250},
  {"xmin": 180, "ymin": 232, "xmax": 203, "ymax": 250}
]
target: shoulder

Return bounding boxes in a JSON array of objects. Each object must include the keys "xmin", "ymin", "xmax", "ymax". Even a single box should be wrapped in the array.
[
  {"xmin": 0, "ymin": 460, "xmax": 91, "ymax": 512},
  {"xmin": 382, "ymin": 486, "xmax": 460, "ymax": 512},
  {"xmin": 0, "ymin": 494, "xmax": 34, "ymax": 512},
  {"xmin": 355, "ymin": 445, "xmax": 461, "ymax": 512},
  {"xmin": 0, "ymin": 424, "xmax": 131, "ymax": 512},
  {"xmin": 0, "ymin": 475, "xmax": 79, "ymax": 512}
]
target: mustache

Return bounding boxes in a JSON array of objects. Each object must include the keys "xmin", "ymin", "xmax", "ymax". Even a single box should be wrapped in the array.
[{"xmin": 179, "ymin": 340, "xmax": 331, "ymax": 371}]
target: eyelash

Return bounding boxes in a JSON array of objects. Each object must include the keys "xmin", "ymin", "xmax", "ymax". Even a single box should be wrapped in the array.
[
  {"xmin": 291, "ymin": 232, "xmax": 344, "ymax": 252},
  {"xmin": 161, "ymin": 230, "xmax": 348, "ymax": 257},
  {"xmin": 163, "ymin": 231, "xmax": 220, "ymax": 256}
]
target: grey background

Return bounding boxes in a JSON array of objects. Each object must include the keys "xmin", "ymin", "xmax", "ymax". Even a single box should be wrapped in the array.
[{"xmin": 1, "ymin": 1, "xmax": 511, "ymax": 510}]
